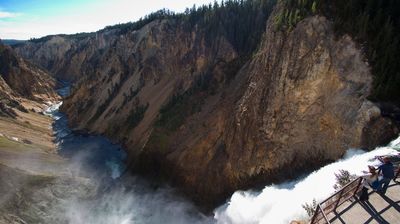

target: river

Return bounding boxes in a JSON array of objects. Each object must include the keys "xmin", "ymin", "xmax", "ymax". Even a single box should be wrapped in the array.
[
  {"xmin": 45, "ymin": 85, "xmax": 213, "ymax": 224},
  {"xmin": 45, "ymin": 85, "xmax": 400, "ymax": 224}
]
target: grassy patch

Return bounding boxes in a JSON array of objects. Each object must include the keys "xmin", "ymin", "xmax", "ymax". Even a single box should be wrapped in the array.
[
  {"xmin": 0, "ymin": 136, "xmax": 52, "ymax": 153},
  {"xmin": 0, "ymin": 136, "xmax": 32, "ymax": 151},
  {"xmin": 0, "ymin": 116, "xmax": 49, "ymax": 134}
]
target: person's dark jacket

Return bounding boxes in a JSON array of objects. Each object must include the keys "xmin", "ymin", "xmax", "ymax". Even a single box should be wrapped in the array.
[{"xmin": 378, "ymin": 162, "xmax": 395, "ymax": 179}]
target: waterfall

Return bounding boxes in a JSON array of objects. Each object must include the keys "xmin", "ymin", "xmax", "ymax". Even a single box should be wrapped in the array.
[
  {"xmin": 44, "ymin": 86, "xmax": 400, "ymax": 224},
  {"xmin": 214, "ymin": 137, "xmax": 400, "ymax": 224}
]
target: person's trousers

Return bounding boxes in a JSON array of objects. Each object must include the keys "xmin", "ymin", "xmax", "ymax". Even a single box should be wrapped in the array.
[{"xmin": 376, "ymin": 178, "xmax": 391, "ymax": 194}]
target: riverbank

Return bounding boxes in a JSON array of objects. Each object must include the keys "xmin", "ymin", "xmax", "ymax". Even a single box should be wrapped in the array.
[
  {"xmin": 0, "ymin": 101, "xmax": 95, "ymax": 224},
  {"xmin": 0, "ymin": 103, "xmax": 63, "ymax": 173}
]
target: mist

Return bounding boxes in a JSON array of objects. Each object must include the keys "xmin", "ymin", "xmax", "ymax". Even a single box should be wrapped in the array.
[
  {"xmin": 43, "ymin": 101, "xmax": 214, "ymax": 224},
  {"xmin": 1, "ymin": 97, "xmax": 398, "ymax": 224},
  {"xmin": 214, "ymin": 137, "xmax": 400, "ymax": 224}
]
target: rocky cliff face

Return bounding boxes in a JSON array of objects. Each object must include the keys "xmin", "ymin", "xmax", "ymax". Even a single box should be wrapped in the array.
[
  {"xmin": 59, "ymin": 19, "xmax": 238, "ymax": 142},
  {"xmin": 0, "ymin": 43, "xmax": 58, "ymax": 117},
  {"xmin": 0, "ymin": 43, "xmax": 89, "ymax": 224},
  {"xmin": 14, "ymin": 34, "xmax": 102, "ymax": 82},
  {"xmin": 13, "ymin": 5, "xmax": 398, "ymax": 208},
  {"xmin": 136, "ymin": 13, "xmax": 397, "ymax": 206}
]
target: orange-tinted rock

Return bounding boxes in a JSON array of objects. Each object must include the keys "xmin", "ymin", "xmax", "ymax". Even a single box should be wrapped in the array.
[{"xmin": 13, "ymin": 6, "xmax": 399, "ymax": 209}]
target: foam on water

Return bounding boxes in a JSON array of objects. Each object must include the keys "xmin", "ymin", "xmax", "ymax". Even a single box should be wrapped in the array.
[
  {"xmin": 44, "ymin": 101, "xmax": 63, "ymax": 116},
  {"xmin": 214, "ymin": 137, "xmax": 400, "ymax": 224},
  {"xmin": 44, "ymin": 86, "xmax": 400, "ymax": 224},
  {"xmin": 42, "ymin": 99, "xmax": 214, "ymax": 224}
]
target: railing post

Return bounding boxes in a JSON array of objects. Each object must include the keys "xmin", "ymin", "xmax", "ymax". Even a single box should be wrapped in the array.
[
  {"xmin": 311, "ymin": 204, "xmax": 324, "ymax": 224},
  {"xmin": 353, "ymin": 177, "xmax": 363, "ymax": 198},
  {"xmin": 333, "ymin": 188, "xmax": 344, "ymax": 211},
  {"xmin": 310, "ymin": 204, "xmax": 319, "ymax": 224},
  {"xmin": 319, "ymin": 203, "xmax": 331, "ymax": 224}
]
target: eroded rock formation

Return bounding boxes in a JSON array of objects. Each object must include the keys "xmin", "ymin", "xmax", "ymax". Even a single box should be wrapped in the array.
[
  {"xmin": 13, "ymin": 4, "xmax": 398, "ymax": 208},
  {"xmin": 0, "ymin": 43, "xmax": 58, "ymax": 117}
]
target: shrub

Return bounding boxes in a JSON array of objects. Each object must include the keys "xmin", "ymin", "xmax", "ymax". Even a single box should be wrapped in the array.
[
  {"xmin": 302, "ymin": 198, "xmax": 318, "ymax": 218},
  {"xmin": 333, "ymin": 169, "xmax": 357, "ymax": 191}
]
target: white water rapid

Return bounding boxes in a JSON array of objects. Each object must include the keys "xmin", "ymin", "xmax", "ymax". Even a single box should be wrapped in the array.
[
  {"xmin": 45, "ymin": 85, "xmax": 400, "ymax": 224},
  {"xmin": 214, "ymin": 136, "xmax": 400, "ymax": 224}
]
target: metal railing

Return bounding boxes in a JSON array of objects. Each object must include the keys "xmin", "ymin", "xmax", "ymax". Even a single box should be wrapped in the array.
[
  {"xmin": 310, "ymin": 164, "xmax": 400, "ymax": 224},
  {"xmin": 310, "ymin": 177, "xmax": 363, "ymax": 224}
]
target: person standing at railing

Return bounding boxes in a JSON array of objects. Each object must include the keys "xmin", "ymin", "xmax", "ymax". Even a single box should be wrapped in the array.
[
  {"xmin": 359, "ymin": 165, "xmax": 379, "ymax": 201},
  {"xmin": 376, "ymin": 157, "xmax": 395, "ymax": 195}
]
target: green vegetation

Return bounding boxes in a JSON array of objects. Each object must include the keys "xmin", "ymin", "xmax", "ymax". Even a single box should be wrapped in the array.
[
  {"xmin": 102, "ymin": 9, "xmax": 174, "ymax": 35},
  {"xmin": 333, "ymin": 169, "xmax": 357, "ymax": 191},
  {"xmin": 88, "ymin": 70, "xmax": 131, "ymax": 124},
  {"xmin": 157, "ymin": 90, "xmax": 204, "ymax": 132},
  {"xmin": 102, "ymin": 0, "xmax": 276, "ymax": 55},
  {"xmin": 179, "ymin": 0, "xmax": 276, "ymax": 54},
  {"xmin": 276, "ymin": 0, "xmax": 400, "ymax": 105},
  {"xmin": 0, "ymin": 136, "xmax": 42, "ymax": 152},
  {"xmin": 0, "ymin": 136, "xmax": 25, "ymax": 150},
  {"xmin": 274, "ymin": 0, "xmax": 319, "ymax": 30},
  {"xmin": 28, "ymin": 32, "xmax": 95, "ymax": 43},
  {"xmin": 155, "ymin": 54, "xmax": 251, "ymax": 133},
  {"xmin": 302, "ymin": 198, "xmax": 318, "ymax": 217},
  {"xmin": 0, "ymin": 117, "xmax": 49, "ymax": 134},
  {"xmin": 126, "ymin": 103, "xmax": 149, "ymax": 130},
  {"xmin": 27, "ymin": 0, "xmax": 276, "ymax": 55},
  {"xmin": 323, "ymin": 0, "xmax": 400, "ymax": 104}
]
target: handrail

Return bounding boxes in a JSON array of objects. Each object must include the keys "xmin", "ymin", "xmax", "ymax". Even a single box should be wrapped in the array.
[
  {"xmin": 310, "ymin": 161, "xmax": 400, "ymax": 223},
  {"xmin": 319, "ymin": 204, "xmax": 330, "ymax": 223},
  {"xmin": 310, "ymin": 177, "xmax": 363, "ymax": 224},
  {"xmin": 318, "ymin": 176, "xmax": 362, "ymax": 205}
]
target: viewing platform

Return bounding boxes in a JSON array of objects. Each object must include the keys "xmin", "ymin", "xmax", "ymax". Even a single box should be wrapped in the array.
[
  {"xmin": 330, "ymin": 180, "xmax": 400, "ymax": 224},
  {"xmin": 311, "ymin": 163, "xmax": 400, "ymax": 224}
]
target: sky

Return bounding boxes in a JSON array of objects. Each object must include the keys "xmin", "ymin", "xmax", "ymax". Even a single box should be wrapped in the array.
[{"xmin": 0, "ymin": 0, "xmax": 222, "ymax": 40}]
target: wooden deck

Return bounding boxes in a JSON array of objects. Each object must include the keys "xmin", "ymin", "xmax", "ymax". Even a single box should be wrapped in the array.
[{"xmin": 329, "ymin": 180, "xmax": 400, "ymax": 224}]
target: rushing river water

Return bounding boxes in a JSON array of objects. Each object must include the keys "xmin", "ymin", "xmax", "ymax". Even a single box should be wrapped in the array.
[
  {"xmin": 45, "ymin": 85, "xmax": 400, "ymax": 224},
  {"xmin": 215, "ymin": 139, "xmax": 400, "ymax": 224},
  {"xmin": 45, "ymin": 85, "xmax": 213, "ymax": 224}
]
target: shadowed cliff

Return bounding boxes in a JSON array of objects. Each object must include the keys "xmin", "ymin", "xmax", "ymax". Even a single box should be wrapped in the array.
[{"xmin": 12, "ymin": 0, "xmax": 399, "ymax": 208}]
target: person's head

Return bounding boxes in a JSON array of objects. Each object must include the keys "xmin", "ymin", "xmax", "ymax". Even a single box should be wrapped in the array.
[
  {"xmin": 368, "ymin": 165, "xmax": 376, "ymax": 174},
  {"xmin": 383, "ymin": 157, "xmax": 391, "ymax": 163}
]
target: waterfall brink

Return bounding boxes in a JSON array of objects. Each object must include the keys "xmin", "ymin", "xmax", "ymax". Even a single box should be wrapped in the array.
[
  {"xmin": 214, "ymin": 136, "xmax": 400, "ymax": 224},
  {"xmin": 43, "ymin": 86, "xmax": 400, "ymax": 224}
]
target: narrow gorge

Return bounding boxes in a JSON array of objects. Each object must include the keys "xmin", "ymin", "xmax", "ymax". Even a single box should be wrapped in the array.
[{"xmin": 1, "ymin": 0, "xmax": 400, "ymax": 223}]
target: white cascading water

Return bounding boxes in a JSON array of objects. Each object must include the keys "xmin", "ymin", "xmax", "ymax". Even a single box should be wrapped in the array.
[
  {"xmin": 214, "ymin": 136, "xmax": 400, "ymax": 224},
  {"xmin": 45, "ymin": 93, "xmax": 400, "ymax": 224}
]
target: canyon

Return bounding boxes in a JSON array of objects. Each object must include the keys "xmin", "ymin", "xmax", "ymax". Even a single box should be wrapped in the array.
[
  {"xmin": 0, "ymin": 42, "xmax": 97, "ymax": 223},
  {"xmin": 6, "ymin": 0, "xmax": 400, "ymax": 211}
]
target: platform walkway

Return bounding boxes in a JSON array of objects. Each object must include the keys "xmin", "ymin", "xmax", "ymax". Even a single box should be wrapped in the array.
[
  {"xmin": 311, "ymin": 164, "xmax": 400, "ymax": 224},
  {"xmin": 330, "ymin": 180, "xmax": 400, "ymax": 224}
]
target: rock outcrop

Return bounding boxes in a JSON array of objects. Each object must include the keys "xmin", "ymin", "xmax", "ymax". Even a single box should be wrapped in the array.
[
  {"xmin": 13, "ymin": 4, "xmax": 398, "ymax": 208},
  {"xmin": 0, "ymin": 43, "xmax": 59, "ymax": 117}
]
